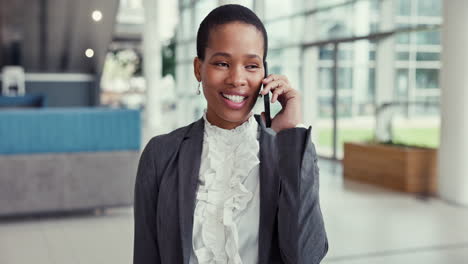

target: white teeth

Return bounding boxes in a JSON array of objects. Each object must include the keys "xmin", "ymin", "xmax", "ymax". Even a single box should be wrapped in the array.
[{"xmin": 222, "ymin": 93, "xmax": 246, "ymax": 103}]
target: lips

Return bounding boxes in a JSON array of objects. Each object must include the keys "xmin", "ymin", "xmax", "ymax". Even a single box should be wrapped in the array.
[
  {"xmin": 220, "ymin": 92, "xmax": 248, "ymax": 110},
  {"xmin": 221, "ymin": 93, "xmax": 247, "ymax": 103}
]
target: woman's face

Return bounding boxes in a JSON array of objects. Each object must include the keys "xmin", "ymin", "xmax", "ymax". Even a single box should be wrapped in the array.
[{"xmin": 194, "ymin": 22, "xmax": 265, "ymax": 129}]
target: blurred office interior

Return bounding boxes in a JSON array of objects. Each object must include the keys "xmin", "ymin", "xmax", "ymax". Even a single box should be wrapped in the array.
[{"xmin": 1, "ymin": 0, "xmax": 468, "ymax": 263}]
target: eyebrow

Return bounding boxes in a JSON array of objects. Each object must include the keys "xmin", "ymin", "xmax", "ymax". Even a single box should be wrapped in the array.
[{"xmin": 210, "ymin": 52, "xmax": 261, "ymax": 60}]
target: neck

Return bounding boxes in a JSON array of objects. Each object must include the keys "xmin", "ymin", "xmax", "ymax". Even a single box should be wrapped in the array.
[{"xmin": 205, "ymin": 109, "xmax": 252, "ymax": 130}]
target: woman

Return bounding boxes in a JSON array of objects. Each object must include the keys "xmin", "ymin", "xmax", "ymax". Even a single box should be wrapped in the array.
[{"xmin": 133, "ymin": 4, "xmax": 328, "ymax": 264}]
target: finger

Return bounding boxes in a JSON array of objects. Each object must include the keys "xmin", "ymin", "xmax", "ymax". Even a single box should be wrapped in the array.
[
  {"xmin": 260, "ymin": 80, "xmax": 273, "ymax": 95},
  {"xmin": 271, "ymin": 88, "xmax": 284, "ymax": 103},
  {"xmin": 260, "ymin": 112, "xmax": 266, "ymax": 124},
  {"xmin": 261, "ymin": 79, "xmax": 284, "ymax": 95},
  {"xmin": 271, "ymin": 86, "xmax": 285, "ymax": 103},
  {"xmin": 262, "ymin": 74, "xmax": 288, "ymax": 84},
  {"xmin": 262, "ymin": 74, "xmax": 282, "ymax": 84},
  {"xmin": 262, "ymin": 74, "xmax": 275, "ymax": 84}
]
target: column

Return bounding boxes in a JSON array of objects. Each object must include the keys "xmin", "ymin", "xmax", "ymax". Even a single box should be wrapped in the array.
[
  {"xmin": 142, "ymin": 0, "xmax": 163, "ymax": 143},
  {"xmin": 352, "ymin": 0, "xmax": 370, "ymax": 117},
  {"xmin": 375, "ymin": 0, "xmax": 395, "ymax": 105},
  {"xmin": 375, "ymin": 0, "xmax": 395, "ymax": 141},
  {"xmin": 302, "ymin": 0, "xmax": 319, "ymax": 143},
  {"xmin": 438, "ymin": 0, "xmax": 468, "ymax": 205}
]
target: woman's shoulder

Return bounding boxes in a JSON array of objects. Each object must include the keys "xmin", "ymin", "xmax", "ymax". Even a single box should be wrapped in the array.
[{"xmin": 145, "ymin": 118, "xmax": 203, "ymax": 153}]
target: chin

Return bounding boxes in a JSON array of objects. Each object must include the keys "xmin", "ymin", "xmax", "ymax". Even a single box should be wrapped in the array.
[
  {"xmin": 221, "ymin": 111, "xmax": 248, "ymax": 122},
  {"xmin": 219, "ymin": 108, "xmax": 253, "ymax": 123}
]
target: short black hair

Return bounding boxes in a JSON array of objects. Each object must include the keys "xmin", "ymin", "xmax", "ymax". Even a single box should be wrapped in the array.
[{"xmin": 196, "ymin": 4, "xmax": 268, "ymax": 61}]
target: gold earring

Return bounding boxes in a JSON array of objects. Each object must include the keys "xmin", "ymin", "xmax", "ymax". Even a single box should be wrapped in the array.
[{"xmin": 197, "ymin": 82, "xmax": 201, "ymax": 95}]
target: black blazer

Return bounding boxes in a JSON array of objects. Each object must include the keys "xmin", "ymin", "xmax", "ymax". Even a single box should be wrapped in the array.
[{"xmin": 133, "ymin": 115, "xmax": 328, "ymax": 264}]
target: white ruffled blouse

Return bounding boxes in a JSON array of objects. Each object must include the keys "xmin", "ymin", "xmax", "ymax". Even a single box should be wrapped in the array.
[{"xmin": 189, "ymin": 112, "xmax": 260, "ymax": 264}]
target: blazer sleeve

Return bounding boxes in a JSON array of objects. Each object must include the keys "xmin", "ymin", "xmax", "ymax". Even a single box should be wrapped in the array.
[
  {"xmin": 275, "ymin": 127, "xmax": 328, "ymax": 264},
  {"xmin": 133, "ymin": 138, "xmax": 161, "ymax": 264}
]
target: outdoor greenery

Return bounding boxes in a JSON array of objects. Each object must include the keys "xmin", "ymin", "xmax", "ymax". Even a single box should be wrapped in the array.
[{"xmin": 317, "ymin": 127, "xmax": 439, "ymax": 149}]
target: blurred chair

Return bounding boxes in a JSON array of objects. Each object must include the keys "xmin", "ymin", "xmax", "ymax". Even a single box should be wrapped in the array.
[{"xmin": 2, "ymin": 66, "xmax": 26, "ymax": 96}]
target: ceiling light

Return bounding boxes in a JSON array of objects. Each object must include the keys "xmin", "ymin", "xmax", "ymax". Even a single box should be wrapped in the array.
[
  {"xmin": 85, "ymin": 49, "xmax": 95, "ymax": 58},
  {"xmin": 92, "ymin": 10, "xmax": 103, "ymax": 22}
]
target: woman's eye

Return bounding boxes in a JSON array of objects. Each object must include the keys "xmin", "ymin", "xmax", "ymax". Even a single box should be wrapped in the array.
[
  {"xmin": 246, "ymin": 65, "xmax": 259, "ymax": 69},
  {"xmin": 215, "ymin": 62, "xmax": 229, "ymax": 67}
]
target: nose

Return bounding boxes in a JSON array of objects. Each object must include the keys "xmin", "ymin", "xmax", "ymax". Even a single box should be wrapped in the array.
[{"xmin": 228, "ymin": 66, "xmax": 247, "ymax": 87}]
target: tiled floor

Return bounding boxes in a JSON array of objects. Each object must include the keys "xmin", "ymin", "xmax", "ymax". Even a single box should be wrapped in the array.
[{"xmin": 1, "ymin": 159, "xmax": 468, "ymax": 264}]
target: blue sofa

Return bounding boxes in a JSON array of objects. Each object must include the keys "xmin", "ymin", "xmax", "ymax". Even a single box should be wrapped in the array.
[
  {"xmin": 0, "ymin": 94, "xmax": 47, "ymax": 108},
  {"xmin": 0, "ymin": 108, "xmax": 141, "ymax": 216}
]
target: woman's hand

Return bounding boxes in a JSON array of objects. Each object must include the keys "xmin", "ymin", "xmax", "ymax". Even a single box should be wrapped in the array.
[{"xmin": 259, "ymin": 74, "xmax": 303, "ymax": 133}]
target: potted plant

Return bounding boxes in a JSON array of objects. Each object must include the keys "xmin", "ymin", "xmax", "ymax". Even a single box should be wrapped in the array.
[{"xmin": 343, "ymin": 102, "xmax": 438, "ymax": 196}]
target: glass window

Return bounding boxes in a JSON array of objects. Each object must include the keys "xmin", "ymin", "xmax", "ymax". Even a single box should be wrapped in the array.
[
  {"xmin": 268, "ymin": 49, "xmax": 284, "ymax": 75},
  {"xmin": 338, "ymin": 96, "xmax": 353, "ymax": 117},
  {"xmin": 232, "ymin": 0, "xmax": 254, "ymax": 9},
  {"xmin": 319, "ymin": 46, "xmax": 334, "ymax": 60},
  {"xmin": 290, "ymin": 16, "xmax": 305, "ymax": 44},
  {"xmin": 181, "ymin": 0, "xmax": 191, "ymax": 8},
  {"xmin": 316, "ymin": 5, "xmax": 354, "ymax": 40},
  {"xmin": 395, "ymin": 68, "xmax": 409, "ymax": 98},
  {"xmin": 265, "ymin": 0, "xmax": 304, "ymax": 20},
  {"xmin": 181, "ymin": 8, "xmax": 192, "ymax": 41},
  {"xmin": 368, "ymin": 68, "xmax": 375, "ymax": 97},
  {"xmin": 416, "ymin": 69, "xmax": 439, "ymax": 89},
  {"xmin": 339, "ymin": 49, "xmax": 353, "ymax": 61},
  {"xmin": 416, "ymin": 52, "xmax": 440, "ymax": 61},
  {"xmin": 266, "ymin": 16, "xmax": 305, "ymax": 47},
  {"xmin": 176, "ymin": 43, "xmax": 186, "ymax": 63},
  {"xmin": 413, "ymin": 95, "xmax": 440, "ymax": 115},
  {"xmin": 415, "ymin": 30, "xmax": 441, "ymax": 45},
  {"xmin": 267, "ymin": 48, "xmax": 300, "ymax": 89},
  {"xmin": 315, "ymin": 0, "xmax": 349, "ymax": 9},
  {"xmin": 174, "ymin": 0, "xmax": 443, "ymax": 157},
  {"xmin": 319, "ymin": 46, "xmax": 353, "ymax": 60},
  {"xmin": 396, "ymin": 32, "xmax": 410, "ymax": 44},
  {"xmin": 175, "ymin": 63, "xmax": 193, "ymax": 93},
  {"xmin": 282, "ymin": 48, "xmax": 301, "ymax": 91},
  {"xmin": 338, "ymin": 68, "xmax": 353, "ymax": 90},
  {"xmin": 396, "ymin": 0, "xmax": 411, "ymax": 16},
  {"xmin": 396, "ymin": 52, "xmax": 410, "ymax": 61},
  {"xmin": 416, "ymin": 0, "xmax": 442, "ymax": 17},
  {"xmin": 369, "ymin": 22, "xmax": 379, "ymax": 34},
  {"xmin": 318, "ymin": 96, "xmax": 353, "ymax": 119},
  {"xmin": 318, "ymin": 67, "xmax": 353, "ymax": 90},
  {"xmin": 194, "ymin": 0, "xmax": 217, "ymax": 36},
  {"xmin": 266, "ymin": 20, "xmax": 289, "ymax": 47},
  {"xmin": 370, "ymin": 0, "xmax": 380, "ymax": 13},
  {"xmin": 188, "ymin": 42, "xmax": 196, "ymax": 60},
  {"xmin": 318, "ymin": 97, "xmax": 336, "ymax": 118},
  {"xmin": 319, "ymin": 68, "xmax": 332, "ymax": 90}
]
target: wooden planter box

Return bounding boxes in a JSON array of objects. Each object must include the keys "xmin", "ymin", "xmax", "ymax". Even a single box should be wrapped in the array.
[{"xmin": 343, "ymin": 142, "xmax": 437, "ymax": 194}]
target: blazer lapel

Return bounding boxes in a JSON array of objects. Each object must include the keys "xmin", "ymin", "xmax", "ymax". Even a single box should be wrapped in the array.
[
  {"xmin": 254, "ymin": 115, "xmax": 280, "ymax": 264},
  {"xmin": 178, "ymin": 118, "xmax": 204, "ymax": 264},
  {"xmin": 177, "ymin": 115, "xmax": 279, "ymax": 264}
]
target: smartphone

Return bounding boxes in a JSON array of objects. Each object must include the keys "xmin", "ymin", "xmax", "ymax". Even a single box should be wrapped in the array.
[{"xmin": 263, "ymin": 61, "xmax": 271, "ymax": 128}]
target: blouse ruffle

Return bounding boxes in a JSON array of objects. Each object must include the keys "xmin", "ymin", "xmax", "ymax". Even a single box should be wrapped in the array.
[{"xmin": 192, "ymin": 112, "xmax": 260, "ymax": 264}]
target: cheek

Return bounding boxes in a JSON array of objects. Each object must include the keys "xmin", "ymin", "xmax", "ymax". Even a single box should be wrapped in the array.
[
  {"xmin": 249, "ymin": 74, "xmax": 264, "ymax": 89},
  {"xmin": 202, "ymin": 68, "xmax": 225, "ymax": 87}
]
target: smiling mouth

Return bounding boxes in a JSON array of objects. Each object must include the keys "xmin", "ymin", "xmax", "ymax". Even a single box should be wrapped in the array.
[{"xmin": 221, "ymin": 93, "xmax": 247, "ymax": 103}]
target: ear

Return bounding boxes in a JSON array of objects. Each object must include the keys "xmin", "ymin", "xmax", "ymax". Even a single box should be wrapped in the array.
[{"xmin": 193, "ymin": 57, "xmax": 202, "ymax": 82}]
